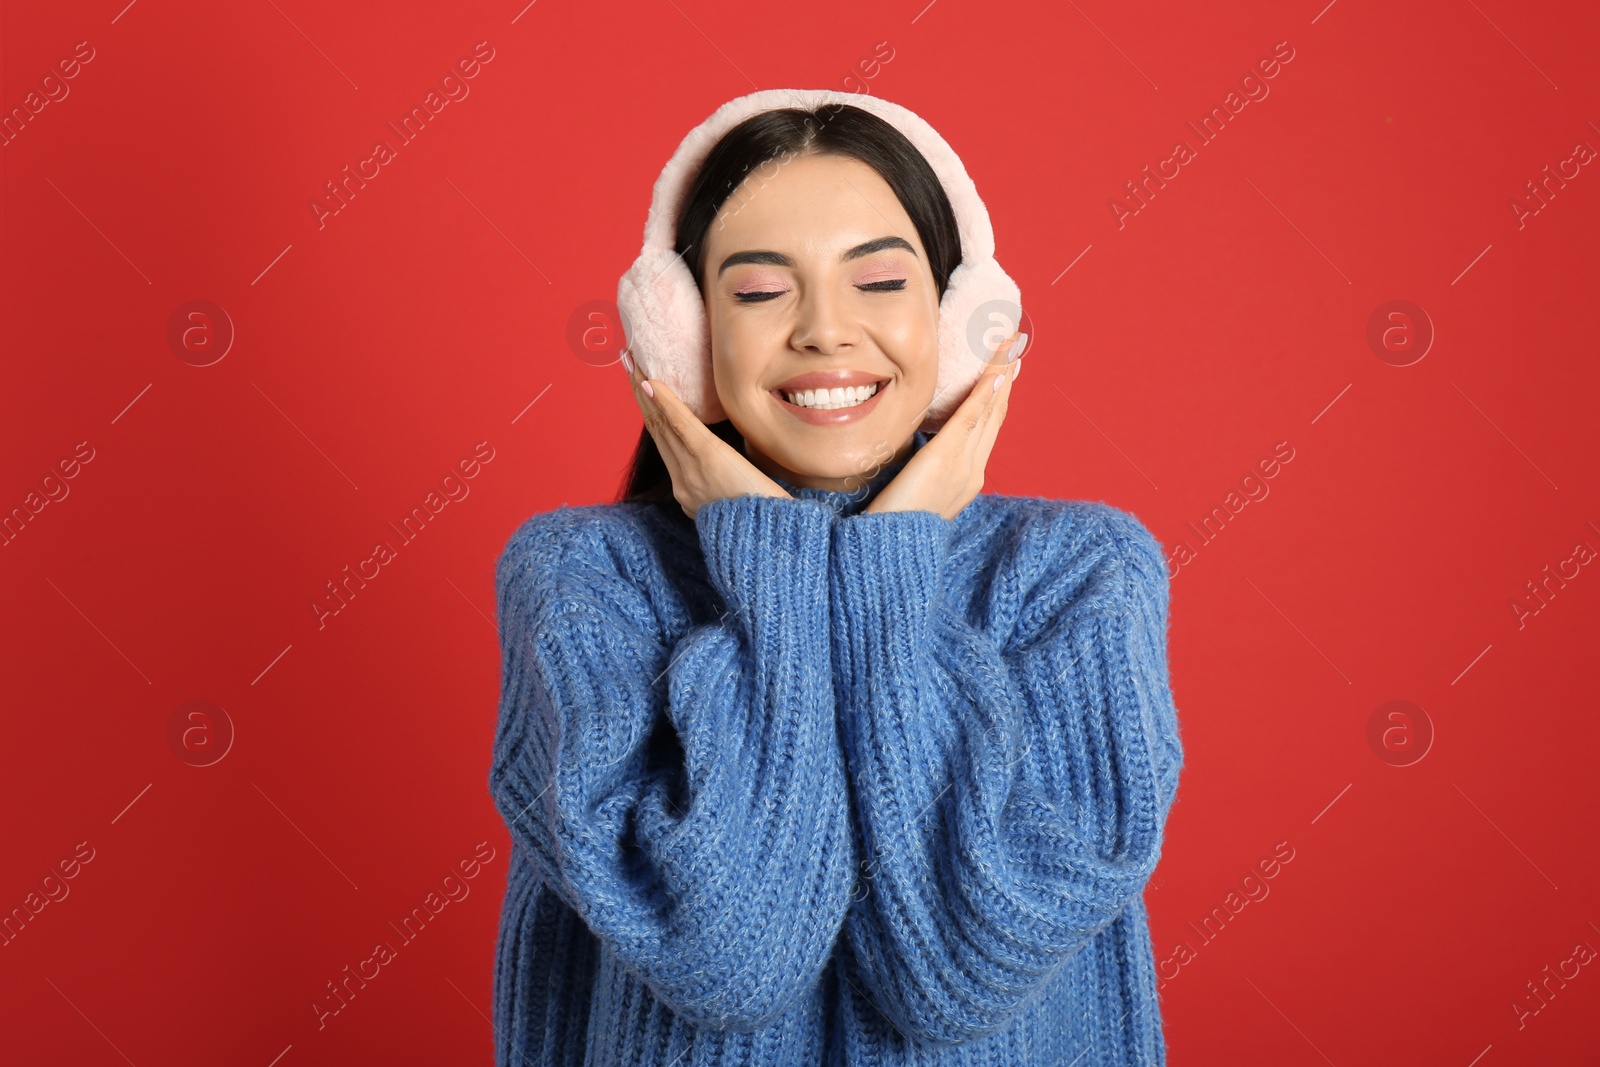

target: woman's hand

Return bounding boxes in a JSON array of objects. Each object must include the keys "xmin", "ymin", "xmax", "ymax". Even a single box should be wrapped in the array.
[
  {"xmin": 864, "ymin": 331, "xmax": 1027, "ymax": 521},
  {"xmin": 622, "ymin": 348, "xmax": 793, "ymax": 521}
]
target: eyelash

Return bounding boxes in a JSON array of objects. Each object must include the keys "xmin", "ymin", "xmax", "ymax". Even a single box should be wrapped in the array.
[{"xmin": 733, "ymin": 279, "xmax": 907, "ymax": 303}]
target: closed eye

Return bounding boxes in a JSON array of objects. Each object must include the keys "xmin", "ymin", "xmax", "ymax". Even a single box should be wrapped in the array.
[{"xmin": 732, "ymin": 279, "xmax": 908, "ymax": 303}]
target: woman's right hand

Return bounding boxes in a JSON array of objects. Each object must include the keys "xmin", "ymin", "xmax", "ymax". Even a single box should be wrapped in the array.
[{"xmin": 622, "ymin": 348, "xmax": 793, "ymax": 520}]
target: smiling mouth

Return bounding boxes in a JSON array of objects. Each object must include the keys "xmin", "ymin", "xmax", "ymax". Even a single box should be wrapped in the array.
[{"xmin": 774, "ymin": 379, "xmax": 889, "ymax": 411}]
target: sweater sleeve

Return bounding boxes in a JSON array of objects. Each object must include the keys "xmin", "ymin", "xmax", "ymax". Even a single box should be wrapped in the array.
[
  {"xmin": 828, "ymin": 502, "xmax": 1183, "ymax": 1046},
  {"xmin": 488, "ymin": 496, "xmax": 856, "ymax": 1032}
]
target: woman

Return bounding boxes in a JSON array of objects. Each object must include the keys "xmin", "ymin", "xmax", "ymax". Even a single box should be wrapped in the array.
[{"xmin": 489, "ymin": 91, "xmax": 1184, "ymax": 1066}]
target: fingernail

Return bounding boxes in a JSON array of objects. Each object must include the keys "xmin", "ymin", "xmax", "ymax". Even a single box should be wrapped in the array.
[
  {"xmin": 991, "ymin": 372, "xmax": 1004, "ymax": 394},
  {"xmin": 1012, "ymin": 332, "xmax": 1028, "ymax": 360},
  {"xmin": 1012, "ymin": 358, "xmax": 1023, "ymax": 383},
  {"xmin": 641, "ymin": 379, "xmax": 654, "ymax": 399},
  {"xmin": 620, "ymin": 349, "xmax": 634, "ymax": 375}
]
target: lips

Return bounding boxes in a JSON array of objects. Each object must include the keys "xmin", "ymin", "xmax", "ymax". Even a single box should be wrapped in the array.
[
  {"xmin": 772, "ymin": 369, "xmax": 891, "ymax": 392},
  {"xmin": 772, "ymin": 375, "xmax": 890, "ymax": 425}
]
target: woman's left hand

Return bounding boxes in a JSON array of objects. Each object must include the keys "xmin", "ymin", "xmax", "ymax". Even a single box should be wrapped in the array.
[{"xmin": 864, "ymin": 331, "xmax": 1027, "ymax": 521}]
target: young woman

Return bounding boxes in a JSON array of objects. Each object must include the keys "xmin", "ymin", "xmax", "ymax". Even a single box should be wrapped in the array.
[{"xmin": 490, "ymin": 93, "xmax": 1184, "ymax": 1067}]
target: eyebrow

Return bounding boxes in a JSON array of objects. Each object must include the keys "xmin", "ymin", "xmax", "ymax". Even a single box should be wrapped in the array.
[{"xmin": 715, "ymin": 235, "xmax": 917, "ymax": 279}]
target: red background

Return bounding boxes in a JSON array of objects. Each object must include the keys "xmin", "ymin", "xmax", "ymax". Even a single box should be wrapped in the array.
[{"xmin": 4, "ymin": 0, "xmax": 1599, "ymax": 1063}]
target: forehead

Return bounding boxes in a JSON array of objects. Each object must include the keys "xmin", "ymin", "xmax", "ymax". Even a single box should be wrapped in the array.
[{"xmin": 706, "ymin": 152, "xmax": 919, "ymax": 258}]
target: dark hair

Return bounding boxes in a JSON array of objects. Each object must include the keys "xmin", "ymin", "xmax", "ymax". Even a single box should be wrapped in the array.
[{"xmin": 615, "ymin": 103, "xmax": 964, "ymax": 508}]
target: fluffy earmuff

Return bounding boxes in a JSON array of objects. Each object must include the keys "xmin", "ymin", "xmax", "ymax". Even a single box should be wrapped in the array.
[{"xmin": 616, "ymin": 88, "xmax": 1023, "ymax": 432}]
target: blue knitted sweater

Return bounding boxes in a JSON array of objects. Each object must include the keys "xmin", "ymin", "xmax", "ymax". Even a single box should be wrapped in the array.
[{"xmin": 489, "ymin": 429, "xmax": 1183, "ymax": 1066}]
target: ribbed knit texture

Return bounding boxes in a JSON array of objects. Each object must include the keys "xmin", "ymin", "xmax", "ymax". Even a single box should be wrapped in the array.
[{"xmin": 489, "ymin": 430, "xmax": 1184, "ymax": 1066}]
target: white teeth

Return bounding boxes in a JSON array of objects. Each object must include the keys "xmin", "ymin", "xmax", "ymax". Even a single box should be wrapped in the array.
[{"xmin": 782, "ymin": 382, "xmax": 881, "ymax": 410}]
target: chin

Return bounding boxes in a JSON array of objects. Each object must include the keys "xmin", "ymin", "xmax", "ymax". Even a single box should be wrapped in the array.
[{"xmin": 780, "ymin": 433, "xmax": 904, "ymax": 481}]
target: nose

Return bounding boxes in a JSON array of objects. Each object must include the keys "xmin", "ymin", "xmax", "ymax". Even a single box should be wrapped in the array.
[{"xmin": 789, "ymin": 285, "xmax": 859, "ymax": 355}]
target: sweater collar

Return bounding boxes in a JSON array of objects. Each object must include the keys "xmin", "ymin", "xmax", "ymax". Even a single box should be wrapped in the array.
[{"xmin": 767, "ymin": 430, "xmax": 932, "ymax": 518}]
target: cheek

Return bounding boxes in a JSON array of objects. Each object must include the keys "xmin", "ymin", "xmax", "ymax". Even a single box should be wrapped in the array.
[
  {"xmin": 712, "ymin": 356, "xmax": 759, "ymax": 399},
  {"xmin": 712, "ymin": 302, "xmax": 779, "ymax": 348},
  {"xmin": 877, "ymin": 309, "xmax": 940, "ymax": 372},
  {"xmin": 708, "ymin": 308, "xmax": 762, "ymax": 386}
]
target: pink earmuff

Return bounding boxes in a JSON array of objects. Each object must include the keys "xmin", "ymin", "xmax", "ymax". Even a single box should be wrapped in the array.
[{"xmin": 615, "ymin": 88, "xmax": 1023, "ymax": 433}]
